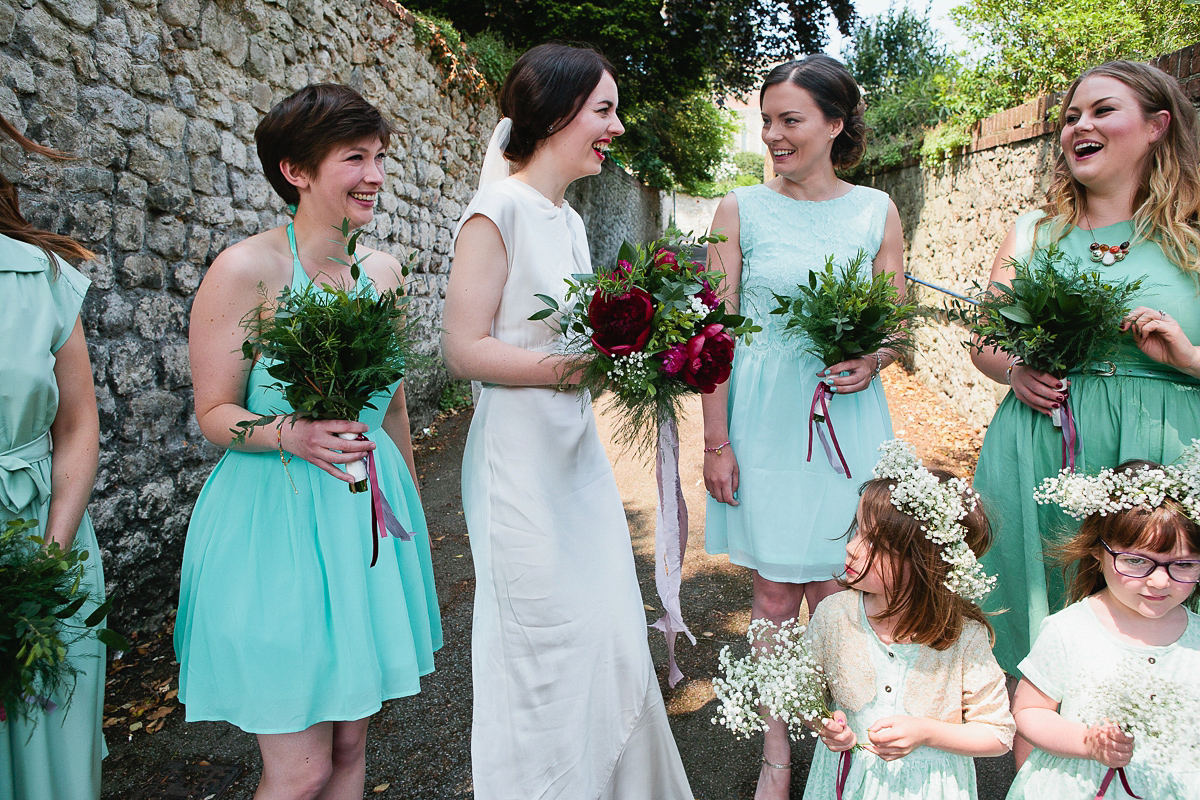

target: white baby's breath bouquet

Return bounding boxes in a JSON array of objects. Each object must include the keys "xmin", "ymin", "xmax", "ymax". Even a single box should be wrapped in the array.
[
  {"xmin": 712, "ymin": 618, "xmax": 839, "ymax": 741},
  {"xmin": 1079, "ymin": 657, "xmax": 1200, "ymax": 770}
]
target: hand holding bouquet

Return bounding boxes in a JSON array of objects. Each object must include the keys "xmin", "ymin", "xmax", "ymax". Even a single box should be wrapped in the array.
[
  {"xmin": 234, "ymin": 219, "xmax": 416, "ymax": 564},
  {"xmin": 771, "ymin": 249, "xmax": 919, "ymax": 477},
  {"xmin": 0, "ymin": 518, "xmax": 126, "ymax": 723},
  {"xmin": 532, "ymin": 232, "xmax": 759, "ymax": 686},
  {"xmin": 957, "ymin": 245, "xmax": 1143, "ymax": 468},
  {"xmin": 533, "ymin": 233, "xmax": 758, "ymax": 451}
]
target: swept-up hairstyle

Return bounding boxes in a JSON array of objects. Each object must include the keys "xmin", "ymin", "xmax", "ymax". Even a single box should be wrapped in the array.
[
  {"xmin": 760, "ymin": 55, "xmax": 867, "ymax": 170},
  {"xmin": 1038, "ymin": 61, "xmax": 1200, "ymax": 273},
  {"xmin": 499, "ymin": 43, "xmax": 616, "ymax": 166},
  {"xmin": 255, "ymin": 84, "xmax": 394, "ymax": 208},
  {"xmin": 0, "ymin": 114, "xmax": 94, "ymax": 265},
  {"xmin": 847, "ymin": 472, "xmax": 993, "ymax": 650},
  {"xmin": 1053, "ymin": 459, "xmax": 1200, "ymax": 605}
]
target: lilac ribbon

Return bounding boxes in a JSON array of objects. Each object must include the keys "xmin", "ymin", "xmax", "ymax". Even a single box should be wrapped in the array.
[
  {"xmin": 649, "ymin": 416, "xmax": 696, "ymax": 687},
  {"xmin": 1094, "ymin": 766, "xmax": 1141, "ymax": 799},
  {"xmin": 358, "ymin": 434, "xmax": 411, "ymax": 568},
  {"xmin": 807, "ymin": 383, "xmax": 851, "ymax": 478},
  {"xmin": 1059, "ymin": 393, "xmax": 1079, "ymax": 471},
  {"xmin": 835, "ymin": 750, "xmax": 853, "ymax": 800}
]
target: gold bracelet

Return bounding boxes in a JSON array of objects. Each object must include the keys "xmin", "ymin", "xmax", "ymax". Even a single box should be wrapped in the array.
[{"xmin": 277, "ymin": 417, "xmax": 298, "ymax": 495}]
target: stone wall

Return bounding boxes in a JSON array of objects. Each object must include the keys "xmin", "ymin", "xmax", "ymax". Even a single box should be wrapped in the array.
[
  {"xmin": 2, "ymin": 0, "xmax": 497, "ymax": 627},
  {"xmin": 863, "ymin": 42, "xmax": 1200, "ymax": 430},
  {"xmin": 566, "ymin": 157, "xmax": 664, "ymax": 266}
]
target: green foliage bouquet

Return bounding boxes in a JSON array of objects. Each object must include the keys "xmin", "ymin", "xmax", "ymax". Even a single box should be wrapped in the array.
[
  {"xmin": 770, "ymin": 250, "xmax": 919, "ymax": 478},
  {"xmin": 961, "ymin": 246, "xmax": 1143, "ymax": 376},
  {"xmin": 0, "ymin": 518, "xmax": 125, "ymax": 723},
  {"xmin": 957, "ymin": 245, "xmax": 1144, "ymax": 469},
  {"xmin": 771, "ymin": 249, "xmax": 919, "ymax": 368},
  {"xmin": 233, "ymin": 221, "xmax": 415, "ymax": 494}
]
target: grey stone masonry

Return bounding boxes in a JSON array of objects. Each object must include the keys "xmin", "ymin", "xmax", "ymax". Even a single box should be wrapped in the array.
[
  {"xmin": 4, "ymin": 0, "xmax": 496, "ymax": 628},
  {"xmin": 864, "ymin": 42, "xmax": 1200, "ymax": 431}
]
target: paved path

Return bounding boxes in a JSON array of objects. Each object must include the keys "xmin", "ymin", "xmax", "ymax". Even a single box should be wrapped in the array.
[{"xmin": 101, "ymin": 371, "xmax": 1014, "ymax": 799}]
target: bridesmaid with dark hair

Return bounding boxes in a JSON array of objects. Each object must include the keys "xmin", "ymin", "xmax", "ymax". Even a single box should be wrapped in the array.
[
  {"xmin": 702, "ymin": 55, "xmax": 906, "ymax": 800},
  {"xmin": 0, "ymin": 116, "xmax": 104, "ymax": 799},
  {"xmin": 443, "ymin": 44, "xmax": 692, "ymax": 799}
]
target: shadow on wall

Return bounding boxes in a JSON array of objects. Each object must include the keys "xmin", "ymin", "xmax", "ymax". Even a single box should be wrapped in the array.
[{"xmin": 566, "ymin": 159, "xmax": 665, "ymax": 266}]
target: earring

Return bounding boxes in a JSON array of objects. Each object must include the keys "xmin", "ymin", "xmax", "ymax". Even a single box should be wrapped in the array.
[
  {"xmin": 547, "ymin": 124, "xmax": 555, "ymax": 134},
  {"xmin": 830, "ymin": 132, "xmax": 837, "ymax": 139}
]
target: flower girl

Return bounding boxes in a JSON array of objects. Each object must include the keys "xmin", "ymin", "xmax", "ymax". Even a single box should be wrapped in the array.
[
  {"xmin": 804, "ymin": 440, "xmax": 1013, "ymax": 800},
  {"xmin": 1007, "ymin": 455, "xmax": 1200, "ymax": 798}
]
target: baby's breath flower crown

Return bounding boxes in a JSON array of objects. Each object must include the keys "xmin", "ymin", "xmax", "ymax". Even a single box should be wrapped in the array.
[
  {"xmin": 1034, "ymin": 439, "xmax": 1200, "ymax": 522},
  {"xmin": 872, "ymin": 440, "xmax": 996, "ymax": 603}
]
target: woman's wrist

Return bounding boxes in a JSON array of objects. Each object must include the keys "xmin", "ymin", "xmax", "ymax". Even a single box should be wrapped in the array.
[{"xmin": 1005, "ymin": 356, "xmax": 1023, "ymax": 385}]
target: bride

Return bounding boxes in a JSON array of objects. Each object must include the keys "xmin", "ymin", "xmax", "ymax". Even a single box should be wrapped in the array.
[{"xmin": 441, "ymin": 43, "xmax": 693, "ymax": 800}]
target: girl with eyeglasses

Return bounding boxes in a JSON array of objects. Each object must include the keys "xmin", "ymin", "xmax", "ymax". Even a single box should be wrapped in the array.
[{"xmin": 1007, "ymin": 457, "xmax": 1200, "ymax": 798}]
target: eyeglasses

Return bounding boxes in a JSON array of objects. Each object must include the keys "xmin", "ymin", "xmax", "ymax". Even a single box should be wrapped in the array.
[{"xmin": 1100, "ymin": 540, "xmax": 1200, "ymax": 584}]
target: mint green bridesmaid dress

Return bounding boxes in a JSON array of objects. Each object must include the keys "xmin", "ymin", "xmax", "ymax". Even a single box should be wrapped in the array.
[
  {"xmin": 0, "ymin": 234, "xmax": 105, "ymax": 800},
  {"xmin": 975, "ymin": 211, "xmax": 1200, "ymax": 675},
  {"xmin": 174, "ymin": 226, "xmax": 442, "ymax": 733}
]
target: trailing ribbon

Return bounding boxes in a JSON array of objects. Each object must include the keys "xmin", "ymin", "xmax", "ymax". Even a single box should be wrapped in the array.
[
  {"xmin": 1051, "ymin": 392, "xmax": 1079, "ymax": 471},
  {"xmin": 649, "ymin": 416, "xmax": 696, "ymax": 687},
  {"xmin": 808, "ymin": 383, "xmax": 851, "ymax": 478},
  {"xmin": 357, "ymin": 434, "xmax": 411, "ymax": 568},
  {"xmin": 835, "ymin": 750, "xmax": 853, "ymax": 800},
  {"xmin": 1094, "ymin": 766, "xmax": 1141, "ymax": 799}
]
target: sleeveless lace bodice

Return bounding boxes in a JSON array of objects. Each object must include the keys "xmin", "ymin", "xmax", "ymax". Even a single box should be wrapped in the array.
[{"xmin": 733, "ymin": 183, "xmax": 890, "ymax": 353}]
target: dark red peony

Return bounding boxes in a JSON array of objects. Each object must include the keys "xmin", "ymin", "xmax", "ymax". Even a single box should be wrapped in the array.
[
  {"xmin": 654, "ymin": 249, "xmax": 679, "ymax": 269},
  {"xmin": 589, "ymin": 287, "xmax": 656, "ymax": 357},
  {"xmin": 680, "ymin": 324, "xmax": 734, "ymax": 393}
]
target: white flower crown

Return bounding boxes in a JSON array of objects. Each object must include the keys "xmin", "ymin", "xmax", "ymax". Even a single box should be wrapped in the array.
[
  {"xmin": 1034, "ymin": 439, "xmax": 1200, "ymax": 522},
  {"xmin": 872, "ymin": 440, "xmax": 996, "ymax": 603}
]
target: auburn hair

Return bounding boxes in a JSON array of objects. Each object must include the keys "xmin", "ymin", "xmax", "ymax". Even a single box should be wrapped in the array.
[
  {"xmin": 846, "ymin": 473, "xmax": 993, "ymax": 650},
  {"xmin": 0, "ymin": 114, "xmax": 94, "ymax": 264},
  {"xmin": 1052, "ymin": 459, "xmax": 1200, "ymax": 605}
]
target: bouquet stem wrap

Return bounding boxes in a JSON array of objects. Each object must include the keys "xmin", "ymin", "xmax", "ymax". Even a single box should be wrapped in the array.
[
  {"xmin": 1095, "ymin": 767, "xmax": 1140, "ymax": 799},
  {"xmin": 836, "ymin": 750, "xmax": 853, "ymax": 800},
  {"xmin": 1050, "ymin": 395, "xmax": 1079, "ymax": 471},
  {"xmin": 808, "ymin": 383, "xmax": 851, "ymax": 478},
  {"xmin": 649, "ymin": 416, "xmax": 696, "ymax": 687},
  {"xmin": 352, "ymin": 433, "xmax": 410, "ymax": 567}
]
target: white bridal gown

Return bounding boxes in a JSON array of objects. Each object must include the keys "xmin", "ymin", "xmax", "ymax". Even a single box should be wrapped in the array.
[{"xmin": 454, "ymin": 177, "xmax": 693, "ymax": 800}]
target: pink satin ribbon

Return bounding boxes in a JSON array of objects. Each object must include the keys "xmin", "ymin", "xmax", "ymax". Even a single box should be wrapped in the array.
[
  {"xmin": 357, "ymin": 434, "xmax": 411, "ymax": 567},
  {"xmin": 808, "ymin": 383, "xmax": 851, "ymax": 478},
  {"xmin": 835, "ymin": 750, "xmax": 852, "ymax": 800},
  {"xmin": 1094, "ymin": 766, "xmax": 1141, "ymax": 799},
  {"xmin": 1060, "ymin": 393, "xmax": 1079, "ymax": 471},
  {"xmin": 649, "ymin": 416, "xmax": 696, "ymax": 687}
]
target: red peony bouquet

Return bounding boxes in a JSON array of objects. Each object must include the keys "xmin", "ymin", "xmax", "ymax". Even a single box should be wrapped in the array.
[
  {"xmin": 532, "ymin": 232, "xmax": 758, "ymax": 687},
  {"xmin": 533, "ymin": 234, "xmax": 757, "ymax": 452}
]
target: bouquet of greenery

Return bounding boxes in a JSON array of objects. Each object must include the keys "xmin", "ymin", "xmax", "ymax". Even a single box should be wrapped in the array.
[
  {"xmin": 770, "ymin": 249, "xmax": 919, "ymax": 478},
  {"xmin": 1, "ymin": 518, "xmax": 126, "ymax": 723},
  {"xmin": 531, "ymin": 231, "xmax": 759, "ymax": 686},
  {"xmin": 233, "ymin": 220, "xmax": 415, "ymax": 565},
  {"xmin": 957, "ymin": 245, "xmax": 1144, "ymax": 468},
  {"xmin": 232, "ymin": 220, "xmax": 414, "ymax": 490}
]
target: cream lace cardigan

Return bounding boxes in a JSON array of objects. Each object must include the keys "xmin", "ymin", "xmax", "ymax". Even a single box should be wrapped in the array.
[{"xmin": 805, "ymin": 590, "xmax": 1016, "ymax": 748}]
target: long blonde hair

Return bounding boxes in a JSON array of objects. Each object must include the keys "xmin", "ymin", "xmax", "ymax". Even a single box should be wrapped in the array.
[{"xmin": 1037, "ymin": 61, "xmax": 1200, "ymax": 273}]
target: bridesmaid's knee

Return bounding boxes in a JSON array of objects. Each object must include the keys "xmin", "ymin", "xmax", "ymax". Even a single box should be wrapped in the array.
[
  {"xmin": 261, "ymin": 760, "xmax": 334, "ymax": 800},
  {"xmin": 330, "ymin": 719, "xmax": 369, "ymax": 770}
]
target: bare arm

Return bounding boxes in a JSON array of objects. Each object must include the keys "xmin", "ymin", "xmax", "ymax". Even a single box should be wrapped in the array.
[
  {"xmin": 380, "ymin": 382, "xmax": 419, "ymax": 492},
  {"xmin": 701, "ymin": 193, "xmax": 742, "ymax": 506},
  {"xmin": 1012, "ymin": 678, "xmax": 1132, "ymax": 766},
  {"xmin": 441, "ymin": 214, "xmax": 577, "ymax": 385},
  {"xmin": 1122, "ymin": 306, "xmax": 1200, "ymax": 376},
  {"xmin": 969, "ymin": 224, "xmax": 1068, "ymax": 415},
  {"xmin": 188, "ymin": 236, "xmax": 374, "ymax": 483},
  {"xmin": 866, "ymin": 716, "xmax": 1011, "ymax": 760},
  {"xmin": 44, "ymin": 319, "xmax": 99, "ymax": 551}
]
